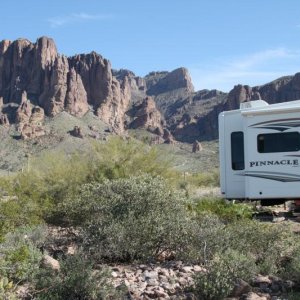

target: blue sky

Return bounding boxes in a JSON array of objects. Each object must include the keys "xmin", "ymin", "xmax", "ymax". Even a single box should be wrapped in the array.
[{"xmin": 2, "ymin": 0, "xmax": 300, "ymax": 92}]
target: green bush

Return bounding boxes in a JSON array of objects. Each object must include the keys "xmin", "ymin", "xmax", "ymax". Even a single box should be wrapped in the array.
[
  {"xmin": 90, "ymin": 137, "xmax": 178, "ymax": 182},
  {"xmin": 191, "ymin": 198, "xmax": 254, "ymax": 223},
  {"xmin": 224, "ymin": 220, "xmax": 295, "ymax": 275},
  {"xmin": 0, "ymin": 276, "xmax": 17, "ymax": 300},
  {"xmin": 0, "ymin": 151, "xmax": 93, "ymax": 232},
  {"xmin": 186, "ymin": 170, "xmax": 220, "ymax": 187},
  {"xmin": 193, "ymin": 249, "xmax": 257, "ymax": 300},
  {"xmin": 62, "ymin": 175, "xmax": 197, "ymax": 262},
  {"xmin": 190, "ymin": 213, "xmax": 297, "ymax": 276},
  {"xmin": 0, "ymin": 137, "xmax": 179, "ymax": 228},
  {"xmin": 281, "ymin": 246, "xmax": 300, "ymax": 282},
  {"xmin": 0, "ymin": 226, "xmax": 46, "ymax": 283},
  {"xmin": 33, "ymin": 253, "xmax": 125, "ymax": 300}
]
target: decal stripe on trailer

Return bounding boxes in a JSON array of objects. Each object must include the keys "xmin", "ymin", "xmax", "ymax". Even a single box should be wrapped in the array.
[
  {"xmin": 250, "ymin": 118, "xmax": 300, "ymax": 132},
  {"xmin": 238, "ymin": 171, "xmax": 300, "ymax": 182}
]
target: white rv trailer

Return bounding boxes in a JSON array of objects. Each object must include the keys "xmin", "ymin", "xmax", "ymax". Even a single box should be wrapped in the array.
[{"xmin": 219, "ymin": 99, "xmax": 300, "ymax": 204}]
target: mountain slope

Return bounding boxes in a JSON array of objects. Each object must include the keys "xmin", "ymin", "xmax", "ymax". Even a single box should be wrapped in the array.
[{"xmin": 1, "ymin": 36, "xmax": 300, "ymax": 144}]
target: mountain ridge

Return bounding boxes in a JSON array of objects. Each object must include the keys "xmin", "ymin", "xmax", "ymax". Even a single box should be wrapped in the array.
[{"xmin": 1, "ymin": 36, "xmax": 300, "ymax": 142}]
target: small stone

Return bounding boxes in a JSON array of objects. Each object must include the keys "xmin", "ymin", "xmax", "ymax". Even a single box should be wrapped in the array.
[
  {"xmin": 143, "ymin": 270, "xmax": 158, "ymax": 280},
  {"xmin": 180, "ymin": 266, "xmax": 194, "ymax": 273},
  {"xmin": 178, "ymin": 277, "xmax": 188, "ymax": 286},
  {"xmin": 162, "ymin": 283, "xmax": 175, "ymax": 292},
  {"xmin": 41, "ymin": 254, "xmax": 60, "ymax": 271},
  {"xmin": 146, "ymin": 278, "xmax": 158, "ymax": 286},
  {"xmin": 253, "ymin": 275, "xmax": 272, "ymax": 285},
  {"xmin": 245, "ymin": 292, "xmax": 269, "ymax": 300},
  {"xmin": 154, "ymin": 288, "xmax": 170, "ymax": 298},
  {"xmin": 230, "ymin": 279, "xmax": 252, "ymax": 297},
  {"xmin": 158, "ymin": 268, "xmax": 170, "ymax": 276},
  {"xmin": 111, "ymin": 271, "xmax": 119, "ymax": 278},
  {"xmin": 158, "ymin": 275, "xmax": 169, "ymax": 283},
  {"xmin": 193, "ymin": 265, "xmax": 204, "ymax": 272},
  {"xmin": 143, "ymin": 290, "xmax": 156, "ymax": 299},
  {"xmin": 272, "ymin": 216, "xmax": 285, "ymax": 223}
]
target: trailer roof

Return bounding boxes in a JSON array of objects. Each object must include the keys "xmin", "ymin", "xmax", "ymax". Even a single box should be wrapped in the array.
[{"xmin": 241, "ymin": 99, "xmax": 300, "ymax": 116}]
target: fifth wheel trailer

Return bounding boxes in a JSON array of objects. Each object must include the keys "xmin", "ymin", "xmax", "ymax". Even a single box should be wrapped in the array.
[{"xmin": 219, "ymin": 99, "xmax": 300, "ymax": 204}]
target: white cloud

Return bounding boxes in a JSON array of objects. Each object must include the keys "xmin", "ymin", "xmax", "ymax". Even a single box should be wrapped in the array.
[
  {"xmin": 190, "ymin": 48, "xmax": 300, "ymax": 92},
  {"xmin": 48, "ymin": 13, "xmax": 113, "ymax": 28}
]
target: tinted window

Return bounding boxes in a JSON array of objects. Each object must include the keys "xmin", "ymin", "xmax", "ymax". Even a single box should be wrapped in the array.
[
  {"xmin": 257, "ymin": 132, "xmax": 300, "ymax": 153},
  {"xmin": 231, "ymin": 132, "xmax": 245, "ymax": 170}
]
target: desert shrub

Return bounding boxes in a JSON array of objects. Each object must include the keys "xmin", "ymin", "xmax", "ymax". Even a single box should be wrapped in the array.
[
  {"xmin": 0, "ymin": 138, "xmax": 179, "ymax": 228},
  {"xmin": 0, "ymin": 275, "xmax": 17, "ymax": 299},
  {"xmin": 286, "ymin": 292, "xmax": 300, "ymax": 300},
  {"xmin": 186, "ymin": 170, "xmax": 220, "ymax": 187},
  {"xmin": 62, "ymin": 175, "xmax": 197, "ymax": 262},
  {"xmin": 281, "ymin": 245, "xmax": 300, "ymax": 282},
  {"xmin": 0, "ymin": 196, "xmax": 45, "ymax": 240},
  {"xmin": 193, "ymin": 249, "xmax": 257, "ymax": 300},
  {"xmin": 192, "ymin": 197, "xmax": 254, "ymax": 223},
  {"xmin": 90, "ymin": 137, "xmax": 178, "ymax": 183},
  {"xmin": 12, "ymin": 151, "xmax": 92, "ymax": 205},
  {"xmin": 33, "ymin": 253, "xmax": 126, "ymax": 300},
  {"xmin": 194, "ymin": 218, "xmax": 294, "ymax": 275},
  {"xmin": 223, "ymin": 220, "xmax": 296, "ymax": 275},
  {"xmin": 0, "ymin": 151, "xmax": 94, "ymax": 230},
  {"xmin": 190, "ymin": 212, "xmax": 297, "ymax": 276},
  {"xmin": 0, "ymin": 225, "xmax": 46, "ymax": 283}
]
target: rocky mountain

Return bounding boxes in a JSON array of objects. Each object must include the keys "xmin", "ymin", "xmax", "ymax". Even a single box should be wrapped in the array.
[{"xmin": 1, "ymin": 36, "xmax": 300, "ymax": 143}]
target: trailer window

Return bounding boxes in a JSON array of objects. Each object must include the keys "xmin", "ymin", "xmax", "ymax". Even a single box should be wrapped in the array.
[
  {"xmin": 258, "ymin": 132, "xmax": 300, "ymax": 153},
  {"xmin": 231, "ymin": 131, "xmax": 245, "ymax": 170}
]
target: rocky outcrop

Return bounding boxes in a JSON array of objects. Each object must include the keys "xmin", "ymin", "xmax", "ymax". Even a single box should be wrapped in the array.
[
  {"xmin": 0, "ymin": 113, "xmax": 9, "ymax": 126},
  {"xmin": 68, "ymin": 52, "xmax": 132, "ymax": 132},
  {"xmin": 128, "ymin": 96, "xmax": 164, "ymax": 132},
  {"xmin": 65, "ymin": 68, "xmax": 89, "ymax": 117},
  {"xmin": 69, "ymin": 126, "xmax": 84, "ymax": 138},
  {"xmin": 4, "ymin": 36, "xmax": 300, "ymax": 142},
  {"xmin": 20, "ymin": 123, "xmax": 45, "ymax": 140},
  {"xmin": 163, "ymin": 129, "xmax": 175, "ymax": 144},
  {"xmin": 145, "ymin": 68, "xmax": 194, "ymax": 96},
  {"xmin": 39, "ymin": 54, "xmax": 69, "ymax": 116},
  {"xmin": 15, "ymin": 92, "xmax": 32, "ymax": 123},
  {"xmin": 113, "ymin": 69, "xmax": 146, "ymax": 92},
  {"xmin": 13, "ymin": 91, "xmax": 46, "ymax": 139},
  {"xmin": 0, "ymin": 37, "xmax": 132, "ymax": 133},
  {"xmin": 192, "ymin": 140, "xmax": 202, "ymax": 153},
  {"xmin": 96, "ymin": 76, "xmax": 131, "ymax": 133},
  {"xmin": 256, "ymin": 74, "xmax": 300, "ymax": 104},
  {"xmin": 30, "ymin": 106, "xmax": 44, "ymax": 125},
  {"xmin": 225, "ymin": 85, "xmax": 261, "ymax": 111}
]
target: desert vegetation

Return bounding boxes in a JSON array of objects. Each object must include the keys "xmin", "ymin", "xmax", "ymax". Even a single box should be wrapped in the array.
[{"xmin": 0, "ymin": 137, "xmax": 299, "ymax": 299}]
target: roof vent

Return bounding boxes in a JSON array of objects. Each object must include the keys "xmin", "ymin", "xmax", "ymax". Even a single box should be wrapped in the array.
[{"xmin": 240, "ymin": 100, "xmax": 269, "ymax": 109}]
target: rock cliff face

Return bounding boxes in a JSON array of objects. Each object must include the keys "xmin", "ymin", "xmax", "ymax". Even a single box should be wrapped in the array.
[
  {"xmin": 2, "ymin": 36, "xmax": 300, "ymax": 142},
  {"xmin": 145, "ymin": 68, "xmax": 194, "ymax": 96},
  {"xmin": 128, "ymin": 96, "xmax": 164, "ymax": 132},
  {"xmin": 0, "ymin": 37, "xmax": 132, "ymax": 133}
]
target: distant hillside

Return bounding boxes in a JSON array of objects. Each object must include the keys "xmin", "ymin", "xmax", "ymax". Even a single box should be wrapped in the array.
[{"xmin": 1, "ymin": 36, "xmax": 300, "ymax": 144}]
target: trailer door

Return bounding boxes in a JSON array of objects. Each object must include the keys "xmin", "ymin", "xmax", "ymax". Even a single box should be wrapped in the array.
[{"xmin": 222, "ymin": 112, "xmax": 246, "ymax": 199}]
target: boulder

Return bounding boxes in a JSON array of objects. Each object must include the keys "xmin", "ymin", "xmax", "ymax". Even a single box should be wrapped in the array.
[
  {"xmin": 41, "ymin": 254, "xmax": 60, "ymax": 271},
  {"xmin": 69, "ymin": 126, "xmax": 84, "ymax": 138},
  {"xmin": 0, "ymin": 113, "xmax": 9, "ymax": 126},
  {"xmin": 192, "ymin": 140, "xmax": 202, "ymax": 153},
  {"xmin": 163, "ymin": 129, "xmax": 175, "ymax": 144}
]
